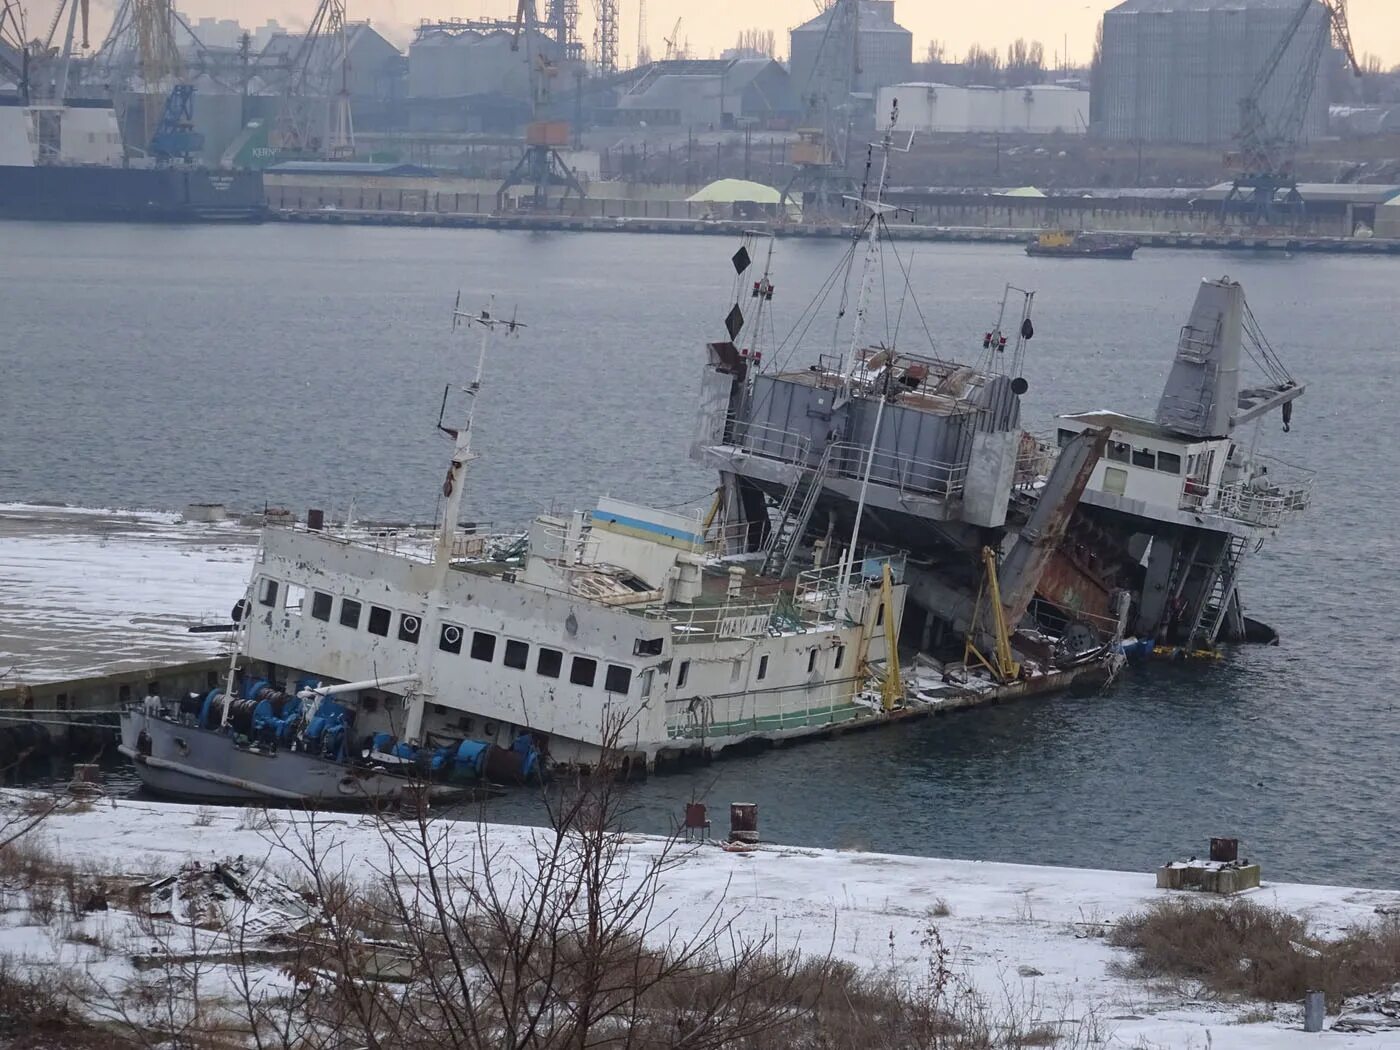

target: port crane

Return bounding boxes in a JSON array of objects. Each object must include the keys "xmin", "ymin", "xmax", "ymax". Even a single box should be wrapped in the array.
[
  {"xmin": 1223, "ymin": 0, "xmax": 1361, "ymax": 223},
  {"xmin": 270, "ymin": 0, "xmax": 355, "ymax": 159},
  {"xmin": 497, "ymin": 0, "xmax": 586, "ymax": 212},
  {"xmin": 779, "ymin": 0, "xmax": 860, "ymax": 219},
  {"xmin": 662, "ymin": 18, "xmax": 682, "ymax": 61},
  {"xmin": 0, "ymin": 0, "xmax": 29, "ymax": 102}
]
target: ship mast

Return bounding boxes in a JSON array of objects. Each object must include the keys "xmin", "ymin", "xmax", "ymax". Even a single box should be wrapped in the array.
[
  {"xmin": 403, "ymin": 296, "xmax": 524, "ymax": 744},
  {"xmin": 835, "ymin": 102, "xmax": 910, "ymax": 620}
]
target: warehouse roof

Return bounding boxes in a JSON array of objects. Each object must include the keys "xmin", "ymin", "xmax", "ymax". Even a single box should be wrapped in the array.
[{"xmin": 1195, "ymin": 181, "xmax": 1400, "ymax": 205}]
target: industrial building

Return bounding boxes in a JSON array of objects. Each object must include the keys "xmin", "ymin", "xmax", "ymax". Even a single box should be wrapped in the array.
[
  {"xmin": 878, "ymin": 83, "xmax": 1090, "ymax": 134},
  {"xmin": 613, "ymin": 58, "xmax": 798, "ymax": 129},
  {"xmin": 1096, "ymin": 0, "xmax": 1330, "ymax": 144},
  {"xmin": 789, "ymin": 1, "xmax": 912, "ymax": 97}
]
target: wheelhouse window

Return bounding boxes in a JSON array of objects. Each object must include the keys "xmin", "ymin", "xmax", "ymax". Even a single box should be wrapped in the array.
[
  {"xmin": 258, "ymin": 578, "xmax": 279, "ymax": 607},
  {"xmin": 504, "ymin": 640, "xmax": 529, "ymax": 670},
  {"xmin": 807, "ymin": 649, "xmax": 818, "ymax": 673},
  {"xmin": 439, "ymin": 623, "xmax": 463, "ymax": 654},
  {"xmin": 676, "ymin": 659, "xmax": 690, "ymax": 689},
  {"xmin": 1156, "ymin": 451, "xmax": 1182, "ymax": 475},
  {"xmin": 398, "ymin": 613, "xmax": 421, "ymax": 644},
  {"xmin": 1056, "ymin": 428, "xmax": 1078, "ymax": 448},
  {"xmin": 310, "ymin": 591, "xmax": 333, "ymax": 621},
  {"xmin": 367, "ymin": 605, "xmax": 391, "ymax": 637},
  {"xmin": 471, "ymin": 631, "xmax": 497, "ymax": 662},
  {"xmin": 1107, "ymin": 441, "xmax": 1131, "ymax": 464},
  {"xmin": 757, "ymin": 654, "xmax": 769, "ymax": 680},
  {"xmin": 339, "ymin": 598, "xmax": 362, "ymax": 629},
  {"xmin": 285, "ymin": 584, "xmax": 305, "ymax": 614},
  {"xmin": 634, "ymin": 637, "xmax": 664, "ymax": 657},
  {"xmin": 537, "ymin": 647, "xmax": 563, "ymax": 679},
  {"xmin": 604, "ymin": 665, "xmax": 632, "ymax": 694},
  {"xmin": 1132, "ymin": 447, "xmax": 1156, "ymax": 469},
  {"xmin": 835, "ymin": 645, "xmax": 846, "ymax": 669},
  {"xmin": 571, "ymin": 657, "xmax": 598, "ymax": 687}
]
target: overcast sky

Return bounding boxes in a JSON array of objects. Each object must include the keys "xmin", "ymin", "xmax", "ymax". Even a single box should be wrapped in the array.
[{"xmin": 31, "ymin": 0, "xmax": 1400, "ymax": 66}]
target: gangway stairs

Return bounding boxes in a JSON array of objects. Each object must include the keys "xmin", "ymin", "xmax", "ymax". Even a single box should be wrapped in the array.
[
  {"xmin": 760, "ymin": 446, "xmax": 834, "ymax": 578},
  {"xmin": 1182, "ymin": 534, "xmax": 1252, "ymax": 650}
]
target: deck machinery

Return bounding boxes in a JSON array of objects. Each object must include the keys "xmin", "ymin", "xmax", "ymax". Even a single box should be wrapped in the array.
[{"xmin": 692, "ymin": 268, "xmax": 1309, "ymax": 659}]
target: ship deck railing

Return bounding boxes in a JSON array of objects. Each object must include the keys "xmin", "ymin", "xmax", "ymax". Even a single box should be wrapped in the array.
[
  {"xmin": 663, "ymin": 672, "xmax": 869, "ymax": 741},
  {"xmin": 716, "ymin": 419, "xmax": 971, "ymax": 500},
  {"xmin": 268, "ymin": 520, "xmax": 531, "ymax": 566},
  {"xmin": 638, "ymin": 553, "xmax": 906, "ymax": 643},
  {"xmin": 1179, "ymin": 455, "xmax": 1313, "ymax": 529}
]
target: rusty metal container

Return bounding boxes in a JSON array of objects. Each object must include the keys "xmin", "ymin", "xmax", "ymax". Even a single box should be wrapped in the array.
[
  {"xmin": 1209, "ymin": 837, "xmax": 1239, "ymax": 863},
  {"xmin": 307, "ymin": 508, "xmax": 325, "ymax": 531},
  {"xmin": 526, "ymin": 120, "xmax": 570, "ymax": 147},
  {"xmin": 729, "ymin": 802, "xmax": 759, "ymax": 844}
]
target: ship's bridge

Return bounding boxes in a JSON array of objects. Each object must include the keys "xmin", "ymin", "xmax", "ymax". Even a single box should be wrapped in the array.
[{"xmin": 1055, "ymin": 410, "xmax": 1312, "ymax": 534}]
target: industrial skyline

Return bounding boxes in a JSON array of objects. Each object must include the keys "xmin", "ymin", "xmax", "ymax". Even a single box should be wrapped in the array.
[{"xmin": 20, "ymin": 0, "xmax": 1400, "ymax": 65}]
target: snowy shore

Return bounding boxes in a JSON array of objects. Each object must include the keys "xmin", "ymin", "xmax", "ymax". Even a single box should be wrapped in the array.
[{"xmin": 2, "ymin": 793, "xmax": 1395, "ymax": 1049}]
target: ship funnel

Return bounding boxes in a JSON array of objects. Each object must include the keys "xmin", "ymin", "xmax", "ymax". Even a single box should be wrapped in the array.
[{"xmin": 1155, "ymin": 277, "xmax": 1244, "ymax": 439}]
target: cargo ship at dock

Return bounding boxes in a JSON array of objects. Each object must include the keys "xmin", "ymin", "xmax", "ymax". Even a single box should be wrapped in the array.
[{"xmin": 0, "ymin": 101, "xmax": 266, "ymax": 222}]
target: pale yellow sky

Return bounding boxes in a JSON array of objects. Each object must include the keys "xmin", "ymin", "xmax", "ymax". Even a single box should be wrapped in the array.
[{"xmin": 36, "ymin": 0, "xmax": 1400, "ymax": 66}]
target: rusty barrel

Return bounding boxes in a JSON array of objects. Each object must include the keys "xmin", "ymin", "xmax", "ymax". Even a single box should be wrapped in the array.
[{"xmin": 729, "ymin": 802, "xmax": 759, "ymax": 844}]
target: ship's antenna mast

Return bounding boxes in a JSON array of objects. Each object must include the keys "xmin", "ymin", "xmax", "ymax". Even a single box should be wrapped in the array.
[
  {"xmin": 835, "ymin": 101, "xmax": 912, "ymax": 621},
  {"xmin": 839, "ymin": 99, "xmax": 911, "ymax": 396},
  {"xmin": 403, "ymin": 294, "xmax": 525, "ymax": 746},
  {"xmin": 433, "ymin": 295, "xmax": 525, "ymax": 570}
]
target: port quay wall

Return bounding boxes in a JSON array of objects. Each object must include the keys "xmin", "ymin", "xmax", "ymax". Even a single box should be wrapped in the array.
[{"xmin": 264, "ymin": 174, "xmax": 1364, "ymax": 238}]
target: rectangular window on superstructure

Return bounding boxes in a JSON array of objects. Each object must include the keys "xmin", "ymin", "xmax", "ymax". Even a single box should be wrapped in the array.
[
  {"xmin": 1156, "ymin": 451, "xmax": 1182, "ymax": 475},
  {"xmin": 340, "ymin": 598, "xmax": 362, "ymax": 628},
  {"xmin": 503, "ymin": 639, "xmax": 529, "ymax": 670},
  {"xmin": 835, "ymin": 645, "xmax": 845, "ymax": 669},
  {"xmin": 1107, "ymin": 441, "xmax": 1131, "ymax": 464},
  {"xmin": 258, "ymin": 578, "xmax": 279, "ymax": 607},
  {"xmin": 634, "ymin": 637, "xmax": 664, "ymax": 656},
  {"xmin": 367, "ymin": 605, "xmax": 391, "ymax": 636},
  {"xmin": 1056, "ymin": 428, "xmax": 1077, "ymax": 448},
  {"xmin": 676, "ymin": 659, "xmax": 690, "ymax": 688},
  {"xmin": 757, "ymin": 654, "xmax": 769, "ymax": 681},
  {"xmin": 537, "ymin": 647, "xmax": 563, "ymax": 679},
  {"xmin": 310, "ymin": 591, "xmax": 333, "ymax": 621},
  {"xmin": 1132, "ymin": 447, "xmax": 1156, "ymax": 469},
  {"xmin": 604, "ymin": 665, "xmax": 631, "ymax": 694},
  {"xmin": 570, "ymin": 657, "xmax": 598, "ymax": 687},
  {"xmin": 398, "ymin": 613, "xmax": 421, "ymax": 644},
  {"xmin": 284, "ymin": 584, "xmax": 305, "ymax": 614},
  {"xmin": 807, "ymin": 649, "xmax": 818, "ymax": 673},
  {"xmin": 439, "ymin": 623, "xmax": 463, "ymax": 654},
  {"xmin": 471, "ymin": 631, "xmax": 496, "ymax": 662},
  {"xmin": 639, "ymin": 669, "xmax": 654, "ymax": 697}
]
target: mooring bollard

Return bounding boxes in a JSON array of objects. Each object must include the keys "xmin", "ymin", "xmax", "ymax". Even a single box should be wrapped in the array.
[
  {"xmin": 1304, "ymin": 989, "xmax": 1325, "ymax": 1033},
  {"xmin": 729, "ymin": 802, "xmax": 758, "ymax": 844}
]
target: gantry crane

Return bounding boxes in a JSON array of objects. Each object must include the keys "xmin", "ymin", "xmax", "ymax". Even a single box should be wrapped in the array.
[
  {"xmin": 270, "ymin": 0, "xmax": 354, "ymax": 159},
  {"xmin": 0, "ymin": 0, "xmax": 29, "ymax": 102},
  {"xmin": 1223, "ymin": 0, "xmax": 1361, "ymax": 224}
]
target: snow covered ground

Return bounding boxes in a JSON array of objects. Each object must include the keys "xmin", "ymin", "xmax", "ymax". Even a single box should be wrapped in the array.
[
  {"xmin": 0, "ymin": 505, "xmax": 258, "ymax": 683},
  {"xmin": 5, "ymin": 793, "xmax": 1397, "ymax": 1049}
]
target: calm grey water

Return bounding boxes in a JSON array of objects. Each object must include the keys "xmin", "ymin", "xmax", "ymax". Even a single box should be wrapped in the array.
[{"xmin": 2, "ymin": 221, "xmax": 1398, "ymax": 887}]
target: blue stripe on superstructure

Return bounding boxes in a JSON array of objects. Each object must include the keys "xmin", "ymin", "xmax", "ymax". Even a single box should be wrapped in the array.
[{"xmin": 595, "ymin": 510, "xmax": 701, "ymax": 545}]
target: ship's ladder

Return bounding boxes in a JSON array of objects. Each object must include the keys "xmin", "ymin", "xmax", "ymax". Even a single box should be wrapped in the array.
[
  {"xmin": 760, "ymin": 444, "xmax": 835, "ymax": 578},
  {"xmin": 1183, "ymin": 534, "xmax": 1252, "ymax": 650}
]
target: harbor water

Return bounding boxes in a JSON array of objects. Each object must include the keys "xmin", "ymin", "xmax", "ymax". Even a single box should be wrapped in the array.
[{"xmin": 2, "ymin": 221, "xmax": 1398, "ymax": 887}]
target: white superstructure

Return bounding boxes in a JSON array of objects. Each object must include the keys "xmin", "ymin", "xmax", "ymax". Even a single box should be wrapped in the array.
[{"xmin": 877, "ymin": 83, "xmax": 1090, "ymax": 135}]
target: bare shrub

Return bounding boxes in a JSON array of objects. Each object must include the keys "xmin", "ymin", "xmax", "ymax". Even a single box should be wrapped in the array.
[
  {"xmin": 1110, "ymin": 897, "xmax": 1400, "ymax": 1008},
  {"xmin": 191, "ymin": 807, "xmax": 216, "ymax": 828}
]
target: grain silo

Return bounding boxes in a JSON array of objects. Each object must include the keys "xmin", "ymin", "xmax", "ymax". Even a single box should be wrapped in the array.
[
  {"xmin": 789, "ymin": 1, "xmax": 913, "ymax": 99},
  {"xmin": 1097, "ymin": 0, "xmax": 1330, "ymax": 144}
]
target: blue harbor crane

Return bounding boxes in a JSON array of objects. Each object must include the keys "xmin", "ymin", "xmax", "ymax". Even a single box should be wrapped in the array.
[
  {"xmin": 149, "ymin": 82, "xmax": 203, "ymax": 162},
  {"xmin": 1223, "ymin": 0, "xmax": 1361, "ymax": 224}
]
